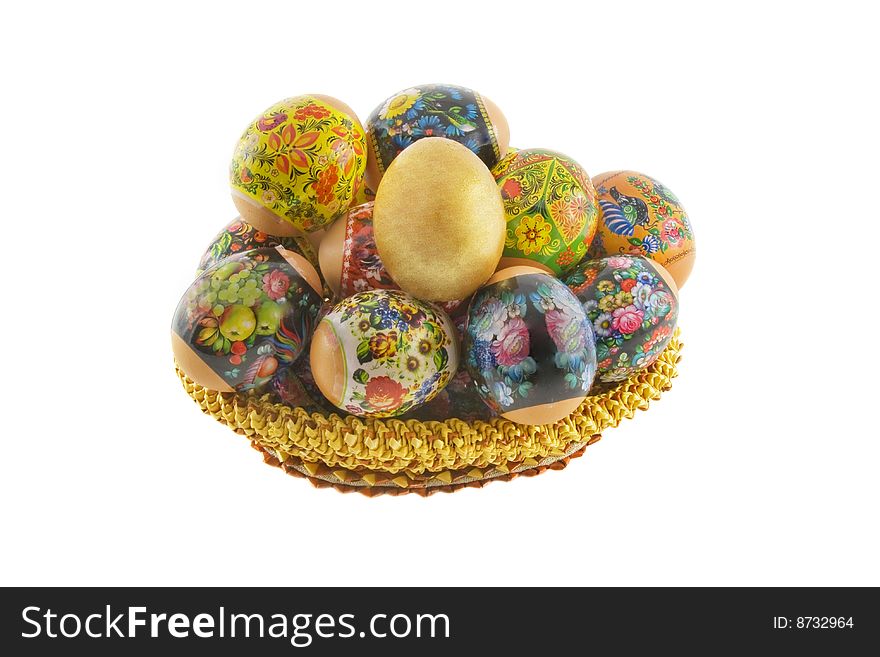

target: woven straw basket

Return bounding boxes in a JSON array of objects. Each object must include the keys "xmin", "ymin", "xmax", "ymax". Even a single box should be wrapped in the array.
[{"xmin": 176, "ymin": 329, "xmax": 682, "ymax": 496}]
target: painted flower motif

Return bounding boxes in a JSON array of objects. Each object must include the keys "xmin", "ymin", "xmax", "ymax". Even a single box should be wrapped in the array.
[
  {"xmin": 314, "ymin": 166, "xmax": 339, "ymax": 205},
  {"xmin": 641, "ymin": 234, "xmax": 661, "ymax": 254},
  {"xmin": 614, "ymin": 290, "xmax": 633, "ymax": 307},
  {"xmin": 593, "ymin": 312, "xmax": 614, "ymax": 337},
  {"xmin": 294, "ymin": 103, "xmax": 330, "ymax": 120},
  {"xmin": 368, "ymin": 331, "xmax": 398, "ymax": 359},
  {"xmin": 267, "ymin": 122, "xmax": 322, "ymax": 176},
  {"xmin": 470, "ymin": 338, "xmax": 495, "ymax": 371},
  {"xmin": 379, "ymin": 89, "xmax": 421, "ymax": 120},
  {"xmin": 501, "ymin": 291, "xmax": 528, "ymax": 319},
  {"xmin": 490, "ymin": 317, "xmax": 530, "ymax": 367},
  {"xmin": 598, "ymin": 295, "xmax": 618, "ymax": 313},
  {"xmin": 470, "ymin": 297, "xmax": 509, "ymax": 340},
  {"xmin": 365, "ymin": 376, "xmax": 407, "ymax": 412},
  {"xmin": 644, "ymin": 325, "xmax": 672, "ymax": 352},
  {"xmin": 556, "ymin": 247, "xmax": 576, "ymax": 269},
  {"xmin": 607, "ymin": 256, "xmax": 633, "ymax": 269},
  {"xmin": 597, "ymin": 280, "xmax": 615, "ymax": 293},
  {"xmin": 412, "ymin": 115, "xmax": 444, "ymax": 137},
  {"xmin": 611, "ymin": 304, "xmax": 644, "ymax": 335},
  {"xmin": 492, "ymin": 380, "xmax": 515, "ymax": 407},
  {"xmin": 632, "ymin": 283, "xmax": 653, "ymax": 310},
  {"xmin": 515, "ymin": 215, "xmax": 552, "ymax": 255},
  {"xmin": 620, "ymin": 278, "xmax": 637, "ymax": 292},
  {"xmin": 331, "ymin": 139, "xmax": 355, "ymax": 176},
  {"xmin": 550, "ymin": 195, "xmax": 587, "ymax": 243},
  {"xmin": 662, "ymin": 219, "xmax": 683, "ymax": 246},
  {"xmin": 501, "ymin": 177, "xmax": 523, "ymax": 200},
  {"xmin": 262, "ymin": 270, "xmax": 290, "ymax": 300},
  {"xmin": 648, "ymin": 289, "xmax": 674, "ymax": 316},
  {"xmin": 545, "ymin": 309, "xmax": 586, "ymax": 355}
]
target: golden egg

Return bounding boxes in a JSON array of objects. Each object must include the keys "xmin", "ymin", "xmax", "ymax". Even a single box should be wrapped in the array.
[{"xmin": 373, "ymin": 138, "xmax": 505, "ymax": 302}]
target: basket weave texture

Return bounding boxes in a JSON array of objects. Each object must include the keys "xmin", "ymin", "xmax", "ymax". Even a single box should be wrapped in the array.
[{"xmin": 176, "ymin": 329, "xmax": 682, "ymax": 495}]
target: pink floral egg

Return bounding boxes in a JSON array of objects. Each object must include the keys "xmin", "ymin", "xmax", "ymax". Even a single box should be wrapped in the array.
[
  {"xmin": 463, "ymin": 266, "xmax": 597, "ymax": 425},
  {"xmin": 564, "ymin": 255, "xmax": 679, "ymax": 382}
]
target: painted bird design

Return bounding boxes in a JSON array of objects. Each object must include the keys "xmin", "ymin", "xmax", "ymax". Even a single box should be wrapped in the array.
[
  {"xmin": 444, "ymin": 104, "xmax": 478, "ymax": 135},
  {"xmin": 610, "ymin": 186, "xmax": 650, "ymax": 227}
]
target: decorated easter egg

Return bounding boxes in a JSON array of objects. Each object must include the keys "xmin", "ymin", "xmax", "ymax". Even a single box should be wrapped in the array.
[
  {"xmin": 589, "ymin": 171, "xmax": 695, "ymax": 288},
  {"xmin": 318, "ymin": 201, "xmax": 462, "ymax": 312},
  {"xmin": 229, "ymin": 95, "xmax": 367, "ymax": 235},
  {"xmin": 172, "ymin": 245, "xmax": 324, "ymax": 392},
  {"xmin": 374, "ymin": 138, "xmax": 505, "ymax": 301},
  {"xmin": 196, "ymin": 217, "xmax": 318, "ymax": 276},
  {"xmin": 310, "ymin": 290, "xmax": 459, "ymax": 418},
  {"xmin": 463, "ymin": 267, "xmax": 597, "ymax": 425},
  {"xmin": 564, "ymin": 255, "xmax": 679, "ymax": 383},
  {"xmin": 492, "ymin": 148, "xmax": 599, "ymax": 276},
  {"xmin": 365, "ymin": 83, "xmax": 509, "ymax": 185}
]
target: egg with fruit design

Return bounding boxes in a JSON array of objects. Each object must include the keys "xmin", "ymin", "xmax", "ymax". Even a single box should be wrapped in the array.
[{"xmin": 172, "ymin": 245, "xmax": 324, "ymax": 393}]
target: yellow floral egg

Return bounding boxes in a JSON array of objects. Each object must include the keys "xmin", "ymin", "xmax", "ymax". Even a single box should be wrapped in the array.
[
  {"xmin": 229, "ymin": 95, "xmax": 367, "ymax": 235},
  {"xmin": 492, "ymin": 148, "xmax": 599, "ymax": 276}
]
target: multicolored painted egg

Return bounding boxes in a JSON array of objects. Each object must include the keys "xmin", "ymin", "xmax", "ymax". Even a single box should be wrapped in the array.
[
  {"xmin": 196, "ymin": 217, "xmax": 318, "ymax": 276},
  {"xmin": 172, "ymin": 245, "xmax": 324, "ymax": 393},
  {"xmin": 229, "ymin": 95, "xmax": 367, "ymax": 235},
  {"xmin": 463, "ymin": 267, "xmax": 597, "ymax": 425},
  {"xmin": 365, "ymin": 83, "xmax": 509, "ymax": 186},
  {"xmin": 564, "ymin": 255, "xmax": 678, "ymax": 383},
  {"xmin": 309, "ymin": 290, "xmax": 459, "ymax": 418},
  {"xmin": 589, "ymin": 171, "xmax": 695, "ymax": 288},
  {"xmin": 318, "ymin": 201, "xmax": 462, "ymax": 313},
  {"xmin": 492, "ymin": 148, "xmax": 600, "ymax": 276},
  {"xmin": 374, "ymin": 138, "xmax": 505, "ymax": 302}
]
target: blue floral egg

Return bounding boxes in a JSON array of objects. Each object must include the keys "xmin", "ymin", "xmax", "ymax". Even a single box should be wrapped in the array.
[
  {"xmin": 365, "ymin": 83, "xmax": 509, "ymax": 186},
  {"xmin": 564, "ymin": 255, "xmax": 679, "ymax": 382},
  {"xmin": 463, "ymin": 267, "xmax": 597, "ymax": 425}
]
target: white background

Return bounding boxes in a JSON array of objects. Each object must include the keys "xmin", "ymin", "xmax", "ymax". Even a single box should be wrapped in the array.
[{"xmin": 1, "ymin": 0, "xmax": 877, "ymax": 587}]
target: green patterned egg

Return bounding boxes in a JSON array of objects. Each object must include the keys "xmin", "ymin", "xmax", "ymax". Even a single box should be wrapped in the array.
[{"xmin": 492, "ymin": 148, "xmax": 600, "ymax": 276}]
